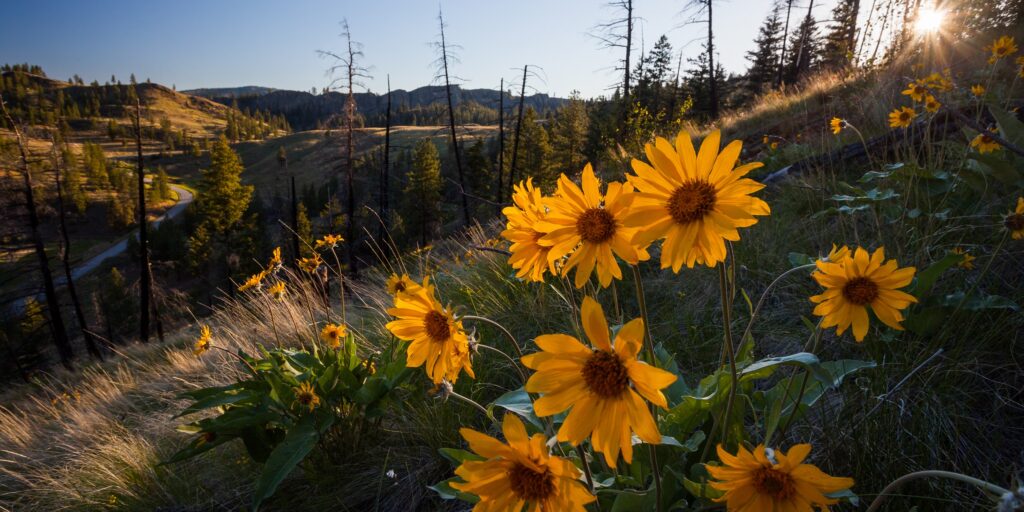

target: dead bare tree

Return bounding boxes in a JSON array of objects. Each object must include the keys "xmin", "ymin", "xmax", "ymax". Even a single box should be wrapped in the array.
[
  {"xmin": 319, "ymin": 18, "xmax": 371, "ymax": 274},
  {"xmin": 494, "ymin": 77, "xmax": 505, "ymax": 207},
  {"xmin": 777, "ymin": 0, "xmax": 796, "ymax": 86},
  {"xmin": 379, "ymin": 74, "xmax": 392, "ymax": 244},
  {"xmin": 508, "ymin": 65, "xmax": 529, "ymax": 194},
  {"xmin": 50, "ymin": 134, "xmax": 103, "ymax": 360},
  {"xmin": 593, "ymin": 0, "xmax": 635, "ymax": 121},
  {"xmin": 433, "ymin": 8, "xmax": 471, "ymax": 225},
  {"xmin": 134, "ymin": 93, "xmax": 151, "ymax": 343},
  {"xmin": 0, "ymin": 95, "xmax": 73, "ymax": 370},
  {"xmin": 685, "ymin": 0, "xmax": 720, "ymax": 118}
]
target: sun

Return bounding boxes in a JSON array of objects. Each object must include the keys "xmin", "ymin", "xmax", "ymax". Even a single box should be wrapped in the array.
[{"xmin": 915, "ymin": 5, "xmax": 946, "ymax": 34}]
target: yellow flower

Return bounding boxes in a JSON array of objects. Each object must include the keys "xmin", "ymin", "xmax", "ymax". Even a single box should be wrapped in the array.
[
  {"xmin": 901, "ymin": 81, "xmax": 929, "ymax": 102},
  {"xmin": 501, "ymin": 178, "xmax": 556, "ymax": 282},
  {"xmin": 924, "ymin": 95, "xmax": 941, "ymax": 113},
  {"xmin": 319, "ymin": 323, "xmax": 347, "ymax": 349},
  {"xmin": 625, "ymin": 129, "xmax": 770, "ymax": 271},
  {"xmin": 810, "ymin": 246, "xmax": 917, "ymax": 342},
  {"xmin": 986, "ymin": 35, "xmax": 1018, "ymax": 64},
  {"xmin": 386, "ymin": 273, "xmax": 419, "ymax": 296},
  {"xmin": 830, "ymin": 117, "xmax": 846, "ymax": 135},
  {"xmin": 1006, "ymin": 197, "xmax": 1024, "ymax": 240},
  {"xmin": 824, "ymin": 243, "xmax": 851, "ymax": 264},
  {"xmin": 450, "ymin": 414, "xmax": 595, "ymax": 511},
  {"xmin": 951, "ymin": 247, "xmax": 975, "ymax": 270},
  {"xmin": 971, "ymin": 131, "xmax": 1001, "ymax": 153},
  {"xmin": 707, "ymin": 443, "xmax": 854, "ymax": 511},
  {"xmin": 924, "ymin": 71, "xmax": 953, "ymax": 92},
  {"xmin": 762, "ymin": 135, "xmax": 770, "ymax": 145},
  {"xmin": 537, "ymin": 164, "xmax": 647, "ymax": 288},
  {"xmin": 298, "ymin": 254, "xmax": 323, "ymax": 273},
  {"xmin": 386, "ymin": 278, "xmax": 474, "ymax": 384},
  {"xmin": 769, "ymin": 142, "xmax": 779, "ymax": 150},
  {"xmin": 888, "ymin": 107, "xmax": 916, "ymax": 128},
  {"xmin": 315, "ymin": 234, "xmax": 344, "ymax": 250},
  {"xmin": 521, "ymin": 297, "xmax": 677, "ymax": 468},
  {"xmin": 267, "ymin": 281, "xmax": 286, "ymax": 300},
  {"xmin": 971, "ymin": 84, "xmax": 986, "ymax": 97},
  {"xmin": 267, "ymin": 247, "xmax": 282, "ymax": 270},
  {"xmin": 238, "ymin": 269, "xmax": 267, "ymax": 292},
  {"xmin": 193, "ymin": 325, "xmax": 211, "ymax": 356},
  {"xmin": 293, "ymin": 381, "xmax": 320, "ymax": 412}
]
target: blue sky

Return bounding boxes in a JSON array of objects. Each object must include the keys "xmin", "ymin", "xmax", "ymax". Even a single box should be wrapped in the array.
[{"xmin": 3, "ymin": 0, "xmax": 840, "ymax": 99}]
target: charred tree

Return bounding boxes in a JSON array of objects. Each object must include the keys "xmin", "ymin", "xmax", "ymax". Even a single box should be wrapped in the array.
[
  {"xmin": 687, "ymin": 0, "xmax": 719, "ymax": 118},
  {"xmin": 435, "ymin": 8, "xmax": 471, "ymax": 225},
  {"xmin": 0, "ymin": 95, "xmax": 74, "ymax": 370},
  {"xmin": 495, "ymin": 78, "xmax": 505, "ymax": 206},
  {"xmin": 508, "ymin": 65, "xmax": 528, "ymax": 193},
  {"xmin": 134, "ymin": 95, "xmax": 151, "ymax": 343},
  {"xmin": 777, "ymin": 0, "xmax": 795, "ymax": 86},
  {"xmin": 50, "ymin": 135, "xmax": 102, "ymax": 360},
  {"xmin": 380, "ymin": 75, "xmax": 392, "ymax": 243},
  {"xmin": 594, "ymin": 0, "xmax": 635, "ymax": 123}
]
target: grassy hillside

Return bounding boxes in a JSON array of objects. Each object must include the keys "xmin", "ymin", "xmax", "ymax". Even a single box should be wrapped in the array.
[{"xmin": 2, "ymin": 33, "xmax": 1023, "ymax": 512}]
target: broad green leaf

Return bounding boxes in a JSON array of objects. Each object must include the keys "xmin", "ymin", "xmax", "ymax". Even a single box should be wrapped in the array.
[
  {"xmin": 788, "ymin": 252, "xmax": 814, "ymax": 267},
  {"xmin": 174, "ymin": 389, "xmax": 260, "ymax": 418},
  {"xmin": 428, "ymin": 477, "xmax": 479, "ymax": 503},
  {"xmin": 740, "ymin": 352, "xmax": 832, "ymax": 387},
  {"xmin": 439, "ymin": 447, "xmax": 485, "ymax": 466},
  {"xmin": 682, "ymin": 474, "xmax": 724, "ymax": 500},
  {"xmin": 489, "ymin": 388, "xmax": 541, "ymax": 428},
  {"xmin": 161, "ymin": 431, "xmax": 236, "ymax": 465},
  {"xmin": 251, "ymin": 414, "xmax": 321, "ymax": 510},
  {"xmin": 990, "ymin": 105, "xmax": 1024, "ymax": 147},
  {"xmin": 910, "ymin": 253, "xmax": 961, "ymax": 299},
  {"xmin": 941, "ymin": 291, "xmax": 1019, "ymax": 311}
]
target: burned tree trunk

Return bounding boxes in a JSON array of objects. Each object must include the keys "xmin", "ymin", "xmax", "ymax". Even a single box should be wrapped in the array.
[
  {"xmin": 380, "ymin": 75, "xmax": 392, "ymax": 243},
  {"xmin": 134, "ymin": 95, "xmax": 151, "ymax": 343},
  {"xmin": 51, "ymin": 136, "xmax": 102, "ymax": 360},
  {"xmin": 437, "ymin": 9, "xmax": 471, "ymax": 225},
  {"xmin": 707, "ymin": 0, "xmax": 718, "ymax": 119},
  {"xmin": 508, "ymin": 65, "xmax": 528, "ymax": 193},
  {"xmin": 0, "ymin": 96, "xmax": 73, "ymax": 369},
  {"xmin": 495, "ymin": 77, "xmax": 505, "ymax": 206}
]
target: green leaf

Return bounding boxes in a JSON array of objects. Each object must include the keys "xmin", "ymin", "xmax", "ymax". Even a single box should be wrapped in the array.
[
  {"xmin": 353, "ymin": 376, "xmax": 391, "ymax": 406},
  {"xmin": 788, "ymin": 252, "xmax": 814, "ymax": 267},
  {"xmin": 439, "ymin": 447, "xmax": 485, "ymax": 466},
  {"xmin": 682, "ymin": 474, "xmax": 724, "ymax": 500},
  {"xmin": 740, "ymin": 352, "xmax": 832, "ymax": 387},
  {"xmin": 174, "ymin": 389, "xmax": 261, "ymax": 418},
  {"xmin": 489, "ymin": 388, "xmax": 540, "ymax": 428},
  {"xmin": 161, "ymin": 431, "xmax": 236, "ymax": 465},
  {"xmin": 990, "ymin": 105, "xmax": 1024, "ymax": 147},
  {"xmin": 941, "ymin": 291, "xmax": 1019, "ymax": 311},
  {"xmin": 910, "ymin": 253, "xmax": 961, "ymax": 299},
  {"xmin": 428, "ymin": 477, "xmax": 479, "ymax": 503},
  {"xmin": 251, "ymin": 414, "xmax": 321, "ymax": 510}
]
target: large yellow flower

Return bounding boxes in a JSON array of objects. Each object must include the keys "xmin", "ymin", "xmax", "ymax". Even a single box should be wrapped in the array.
[
  {"xmin": 293, "ymin": 381, "xmax": 321, "ymax": 412},
  {"xmin": 537, "ymin": 164, "xmax": 646, "ymax": 288},
  {"xmin": 707, "ymin": 443, "xmax": 854, "ymax": 511},
  {"xmin": 320, "ymin": 323, "xmax": 347, "ymax": 349},
  {"xmin": 986, "ymin": 35, "xmax": 1018, "ymax": 64},
  {"xmin": 624, "ymin": 130, "xmax": 770, "ymax": 271},
  {"xmin": 888, "ymin": 107, "xmax": 916, "ymax": 128},
  {"xmin": 450, "ymin": 413, "xmax": 595, "ymax": 511},
  {"xmin": 521, "ymin": 297, "xmax": 677, "ymax": 467},
  {"xmin": 238, "ymin": 269, "xmax": 267, "ymax": 292},
  {"xmin": 901, "ymin": 81, "xmax": 928, "ymax": 102},
  {"xmin": 810, "ymin": 246, "xmax": 917, "ymax": 342},
  {"xmin": 1006, "ymin": 197, "xmax": 1024, "ymax": 240},
  {"xmin": 386, "ymin": 279, "xmax": 474, "ymax": 384},
  {"xmin": 501, "ymin": 178, "xmax": 556, "ymax": 282}
]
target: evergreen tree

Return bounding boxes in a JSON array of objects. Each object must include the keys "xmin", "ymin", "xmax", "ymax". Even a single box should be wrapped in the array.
[
  {"xmin": 550, "ymin": 91, "xmax": 590, "ymax": 176},
  {"xmin": 296, "ymin": 202, "xmax": 313, "ymax": 257},
  {"xmin": 193, "ymin": 136, "xmax": 253, "ymax": 234},
  {"xmin": 745, "ymin": 3, "xmax": 785, "ymax": 92},
  {"xmin": 60, "ymin": 147, "xmax": 87, "ymax": 214},
  {"xmin": 152, "ymin": 167, "xmax": 171, "ymax": 203},
  {"xmin": 635, "ymin": 35, "xmax": 674, "ymax": 111},
  {"xmin": 684, "ymin": 42, "xmax": 727, "ymax": 120},
  {"xmin": 820, "ymin": 0, "xmax": 859, "ymax": 69},
  {"xmin": 402, "ymin": 139, "xmax": 443, "ymax": 246},
  {"xmin": 464, "ymin": 139, "xmax": 491, "ymax": 207}
]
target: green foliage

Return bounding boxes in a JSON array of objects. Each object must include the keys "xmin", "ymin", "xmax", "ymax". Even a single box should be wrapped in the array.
[
  {"xmin": 166, "ymin": 332, "xmax": 411, "ymax": 510},
  {"xmin": 401, "ymin": 138, "xmax": 443, "ymax": 246},
  {"xmin": 194, "ymin": 136, "xmax": 253, "ymax": 235}
]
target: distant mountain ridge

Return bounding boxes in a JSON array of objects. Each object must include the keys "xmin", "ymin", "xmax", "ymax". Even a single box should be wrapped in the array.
[{"xmin": 186, "ymin": 85, "xmax": 567, "ymax": 130}]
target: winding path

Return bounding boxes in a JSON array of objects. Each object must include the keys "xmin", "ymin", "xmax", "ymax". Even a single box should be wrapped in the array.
[{"xmin": 55, "ymin": 182, "xmax": 193, "ymax": 285}]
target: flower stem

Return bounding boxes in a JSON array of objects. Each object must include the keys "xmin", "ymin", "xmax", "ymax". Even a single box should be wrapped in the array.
[
  {"xmin": 578, "ymin": 442, "xmax": 595, "ymax": 492},
  {"xmin": 739, "ymin": 262, "xmax": 818, "ymax": 346},
  {"xmin": 717, "ymin": 263, "xmax": 740, "ymax": 447},
  {"xmin": 459, "ymin": 315, "xmax": 524, "ymax": 361},
  {"xmin": 630, "ymin": 265, "xmax": 662, "ymax": 512},
  {"xmin": 448, "ymin": 389, "xmax": 491, "ymax": 419},
  {"xmin": 865, "ymin": 470, "xmax": 1010, "ymax": 512}
]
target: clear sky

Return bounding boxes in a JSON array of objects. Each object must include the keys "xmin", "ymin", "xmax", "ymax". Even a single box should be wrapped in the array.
[{"xmin": 3, "ymin": 0, "xmax": 840, "ymax": 99}]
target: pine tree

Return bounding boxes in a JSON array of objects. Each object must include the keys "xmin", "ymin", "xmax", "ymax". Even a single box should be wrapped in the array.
[
  {"xmin": 635, "ymin": 35, "xmax": 674, "ymax": 111},
  {"xmin": 746, "ymin": 3, "xmax": 785, "ymax": 92},
  {"xmin": 518, "ymin": 108, "xmax": 554, "ymax": 190},
  {"xmin": 820, "ymin": 0, "xmax": 860, "ymax": 69},
  {"xmin": 60, "ymin": 147, "xmax": 87, "ymax": 214},
  {"xmin": 783, "ymin": 6, "xmax": 821, "ymax": 84},
  {"xmin": 296, "ymin": 202, "xmax": 313, "ymax": 257},
  {"xmin": 550, "ymin": 92, "xmax": 589, "ymax": 177},
  {"xmin": 152, "ymin": 167, "xmax": 170, "ymax": 203},
  {"xmin": 402, "ymin": 139, "xmax": 443, "ymax": 246},
  {"xmin": 194, "ymin": 136, "xmax": 253, "ymax": 234}
]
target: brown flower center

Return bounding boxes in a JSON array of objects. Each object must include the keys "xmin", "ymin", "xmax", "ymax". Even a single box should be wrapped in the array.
[
  {"xmin": 576, "ymin": 208, "xmax": 616, "ymax": 243},
  {"xmin": 981, "ymin": 134, "xmax": 994, "ymax": 144},
  {"xmin": 900, "ymin": 112, "xmax": 910, "ymax": 122},
  {"xmin": 508, "ymin": 463, "xmax": 555, "ymax": 503},
  {"xmin": 667, "ymin": 181, "xmax": 717, "ymax": 225},
  {"xmin": 297, "ymin": 391, "xmax": 315, "ymax": 405},
  {"xmin": 842, "ymin": 277, "xmax": 879, "ymax": 305},
  {"xmin": 752, "ymin": 467, "xmax": 796, "ymax": 500},
  {"xmin": 393, "ymin": 281, "xmax": 407, "ymax": 293},
  {"xmin": 581, "ymin": 350, "xmax": 630, "ymax": 398},
  {"xmin": 1005, "ymin": 213, "xmax": 1024, "ymax": 232},
  {"xmin": 424, "ymin": 310, "xmax": 451, "ymax": 342},
  {"xmin": 914, "ymin": 85, "xmax": 925, "ymax": 95}
]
